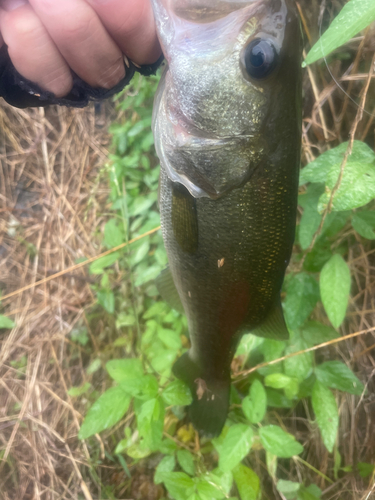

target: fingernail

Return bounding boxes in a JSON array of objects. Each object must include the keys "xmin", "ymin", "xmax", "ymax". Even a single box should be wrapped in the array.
[
  {"xmin": 97, "ymin": 62, "xmax": 125, "ymax": 90},
  {"xmin": 2, "ymin": 0, "xmax": 28, "ymax": 11}
]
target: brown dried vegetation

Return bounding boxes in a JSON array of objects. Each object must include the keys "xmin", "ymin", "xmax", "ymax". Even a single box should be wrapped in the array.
[{"xmin": 0, "ymin": 104, "xmax": 118, "ymax": 499}]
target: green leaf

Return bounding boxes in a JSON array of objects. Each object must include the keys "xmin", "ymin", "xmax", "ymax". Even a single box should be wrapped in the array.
[
  {"xmin": 162, "ymin": 380, "xmax": 193, "ymax": 406},
  {"xmin": 258, "ymin": 339, "xmax": 286, "ymax": 375},
  {"xmin": 159, "ymin": 438, "xmax": 178, "ymax": 455},
  {"xmin": 135, "ymin": 264, "xmax": 162, "ymax": 286},
  {"xmin": 264, "ymin": 373, "xmax": 291, "ymax": 389},
  {"xmin": 104, "ymin": 219, "xmax": 124, "ymax": 248},
  {"xmin": 303, "ymin": 484, "xmax": 322, "ymax": 498},
  {"xmin": 86, "ymin": 359, "xmax": 102, "ymax": 375},
  {"xmin": 143, "ymin": 301, "xmax": 168, "ymax": 319},
  {"xmin": 321, "ymin": 211, "xmax": 350, "ymax": 239},
  {"xmin": 299, "ymin": 192, "xmax": 351, "ymax": 251},
  {"xmin": 0, "ymin": 315, "xmax": 15, "ymax": 329},
  {"xmin": 126, "ymin": 441, "xmax": 152, "ymax": 459},
  {"xmin": 117, "ymin": 454, "xmax": 131, "ymax": 479},
  {"xmin": 208, "ymin": 469, "xmax": 234, "ymax": 496},
  {"xmin": 300, "ymin": 321, "xmax": 339, "ymax": 346},
  {"xmin": 158, "ymin": 328, "xmax": 182, "ymax": 351},
  {"xmin": 298, "ymin": 184, "xmax": 325, "ymax": 249},
  {"xmin": 298, "ymin": 187, "xmax": 349, "ymax": 250},
  {"xmin": 235, "ymin": 333, "xmax": 264, "ymax": 358},
  {"xmin": 218, "ymin": 424, "xmax": 254, "ymax": 472},
  {"xmin": 120, "ymin": 375, "xmax": 159, "ymax": 399},
  {"xmin": 97, "ymin": 289, "xmax": 115, "ymax": 314},
  {"xmin": 284, "ymin": 337, "xmax": 313, "ymax": 383},
  {"xmin": 242, "ymin": 379, "xmax": 267, "ymax": 424},
  {"xmin": 71, "ymin": 328, "xmax": 89, "ymax": 346},
  {"xmin": 177, "ymin": 450, "xmax": 195, "ymax": 476},
  {"xmin": 159, "ymin": 471, "xmax": 195, "ymax": 500},
  {"xmin": 116, "ymin": 313, "xmax": 136, "ymax": 328},
  {"xmin": 232, "ymin": 464, "xmax": 260, "ymax": 500},
  {"xmin": 148, "ymin": 346, "xmax": 177, "ymax": 375},
  {"xmin": 128, "ymin": 196, "xmax": 155, "ymax": 217},
  {"xmin": 259, "ymin": 425, "xmax": 304, "ymax": 458},
  {"xmin": 318, "ymin": 162, "xmax": 375, "ymax": 213},
  {"xmin": 352, "ymin": 211, "xmax": 375, "ymax": 240},
  {"xmin": 128, "ymin": 118, "xmax": 150, "ymax": 137},
  {"xmin": 298, "ymin": 484, "xmax": 322, "ymax": 500},
  {"xmin": 130, "ymin": 239, "xmax": 150, "ymax": 266},
  {"xmin": 137, "ymin": 397, "xmax": 165, "ymax": 450},
  {"xmin": 298, "ymin": 374, "xmax": 316, "ymax": 399},
  {"xmin": 114, "ymin": 437, "xmax": 131, "ymax": 455},
  {"xmin": 304, "ymin": 0, "xmax": 375, "ymax": 65},
  {"xmin": 155, "ymin": 455, "xmax": 176, "ymax": 484},
  {"xmin": 89, "ymin": 252, "xmax": 120, "ymax": 274},
  {"xmin": 315, "ymin": 361, "xmax": 364, "ymax": 395},
  {"xmin": 266, "ymin": 388, "xmax": 294, "ymax": 408},
  {"xmin": 299, "ymin": 141, "xmax": 375, "ymax": 186},
  {"xmin": 320, "ymin": 254, "xmax": 351, "ymax": 328},
  {"xmin": 303, "ymin": 238, "xmax": 333, "ymax": 273},
  {"xmin": 68, "ymin": 382, "xmax": 91, "ymax": 397},
  {"xmin": 277, "ymin": 480, "xmax": 301, "ymax": 500},
  {"xmin": 312, "ymin": 380, "xmax": 338, "ymax": 453},
  {"xmin": 196, "ymin": 479, "xmax": 225, "ymax": 499},
  {"xmin": 106, "ymin": 358, "xmax": 143, "ymax": 382},
  {"xmin": 357, "ymin": 462, "xmax": 375, "ymax": 478},
  {"xmin": 78, "ymin": 386, "xmax": 131, "ymax": 439},
  {"xmin": 284, "ymin": 273, "xmax": 320, "ymax": 330},
  {"xmin": 265, "ymin": 373, "xmax": 299, "ymax": 399}
]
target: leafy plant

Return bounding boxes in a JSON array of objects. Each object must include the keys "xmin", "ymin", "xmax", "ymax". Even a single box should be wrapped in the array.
[{"xmin": 304, "ymin": 0, "xmax": 375, "ymax": 65}]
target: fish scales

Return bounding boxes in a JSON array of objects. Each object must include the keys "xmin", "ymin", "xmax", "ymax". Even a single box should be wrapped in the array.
[{"xmin": 152, "ymin": 0, "xmax": 302, "ymax": 436}]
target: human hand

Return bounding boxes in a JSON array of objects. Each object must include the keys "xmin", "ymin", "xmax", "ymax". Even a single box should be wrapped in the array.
[{"xmin": 0, "ymin": 0, "xmax": 161, "ymax": 97}]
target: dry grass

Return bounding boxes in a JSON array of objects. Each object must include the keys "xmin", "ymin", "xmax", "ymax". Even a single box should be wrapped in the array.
[
  {"xmin": 0, "ymin": 102, "xmax": 118, "ymax": 500},
  {"xmin": 0, "ymin": 2, "xmax": 374, "ymax": 499}
]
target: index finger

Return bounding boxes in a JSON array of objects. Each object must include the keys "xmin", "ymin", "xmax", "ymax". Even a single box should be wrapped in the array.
[{"xmin": 86, "ymin": 0, "xmax": 161, "ymax": 65}]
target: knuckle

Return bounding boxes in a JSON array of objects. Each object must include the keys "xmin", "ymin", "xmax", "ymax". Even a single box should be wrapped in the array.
[
  {"xmin": 8, "ymin": 11, "xmax": 41, "ymax": 40},
  {"xmin": 60, "ymin": 9, "xmax": 94, "ymax": 41}
]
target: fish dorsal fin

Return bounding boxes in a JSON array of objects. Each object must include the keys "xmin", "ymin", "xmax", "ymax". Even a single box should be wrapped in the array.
[
  {"xmin": 172, "ymin": 182, "xmax": 199, "ymax": 254},
  {"xmin": 251, "ymin": 298, "xmax": 289, "ymax": 341},
  {"xmin": 155, "ymin": 266, "xmax": 185, "ymax": 314}
]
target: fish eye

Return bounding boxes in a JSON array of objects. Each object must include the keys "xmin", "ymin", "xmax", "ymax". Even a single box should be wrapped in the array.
[{"xmin": 243, "ymin": 38, "xmax": 278, "ymax": 79}]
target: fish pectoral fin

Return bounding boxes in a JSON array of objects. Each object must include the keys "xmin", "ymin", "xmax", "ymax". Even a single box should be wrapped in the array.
[
  {"xmin": 155, "ymin": 265, "xmax": 185, "ymax": 314},
  {"xmin": 251, "ymin": 298, "xmax": 289, "ymax": 341},
  {"xmin": 172, "ymin": 182, "xmax": 199, "ymax": 254}
]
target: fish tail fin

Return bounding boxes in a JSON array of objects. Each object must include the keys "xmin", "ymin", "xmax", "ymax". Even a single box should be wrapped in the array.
[{"xmin": 173, "ymin": 351, "xmax": 230, "ymax": 438}]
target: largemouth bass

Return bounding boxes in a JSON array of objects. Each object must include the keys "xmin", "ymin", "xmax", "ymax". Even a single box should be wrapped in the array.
[{"xmin": 151, "ymin": 0, "xmax": 302, "ymax": 436}]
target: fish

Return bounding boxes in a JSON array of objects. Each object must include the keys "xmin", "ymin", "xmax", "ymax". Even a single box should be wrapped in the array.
[{"xmin": 151, "ymin": 0, "xmax": 302, "ymax": 436}]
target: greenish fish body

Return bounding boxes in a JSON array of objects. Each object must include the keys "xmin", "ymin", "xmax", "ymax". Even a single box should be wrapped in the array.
[{"xmin": 151, "ymin": 0, "xmax": 302, "ymax": 436}]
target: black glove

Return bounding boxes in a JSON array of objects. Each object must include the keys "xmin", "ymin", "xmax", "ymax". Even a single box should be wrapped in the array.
[{"xmin": 0, "ymin": 44, "xmax": 163, "ymax": 109}]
